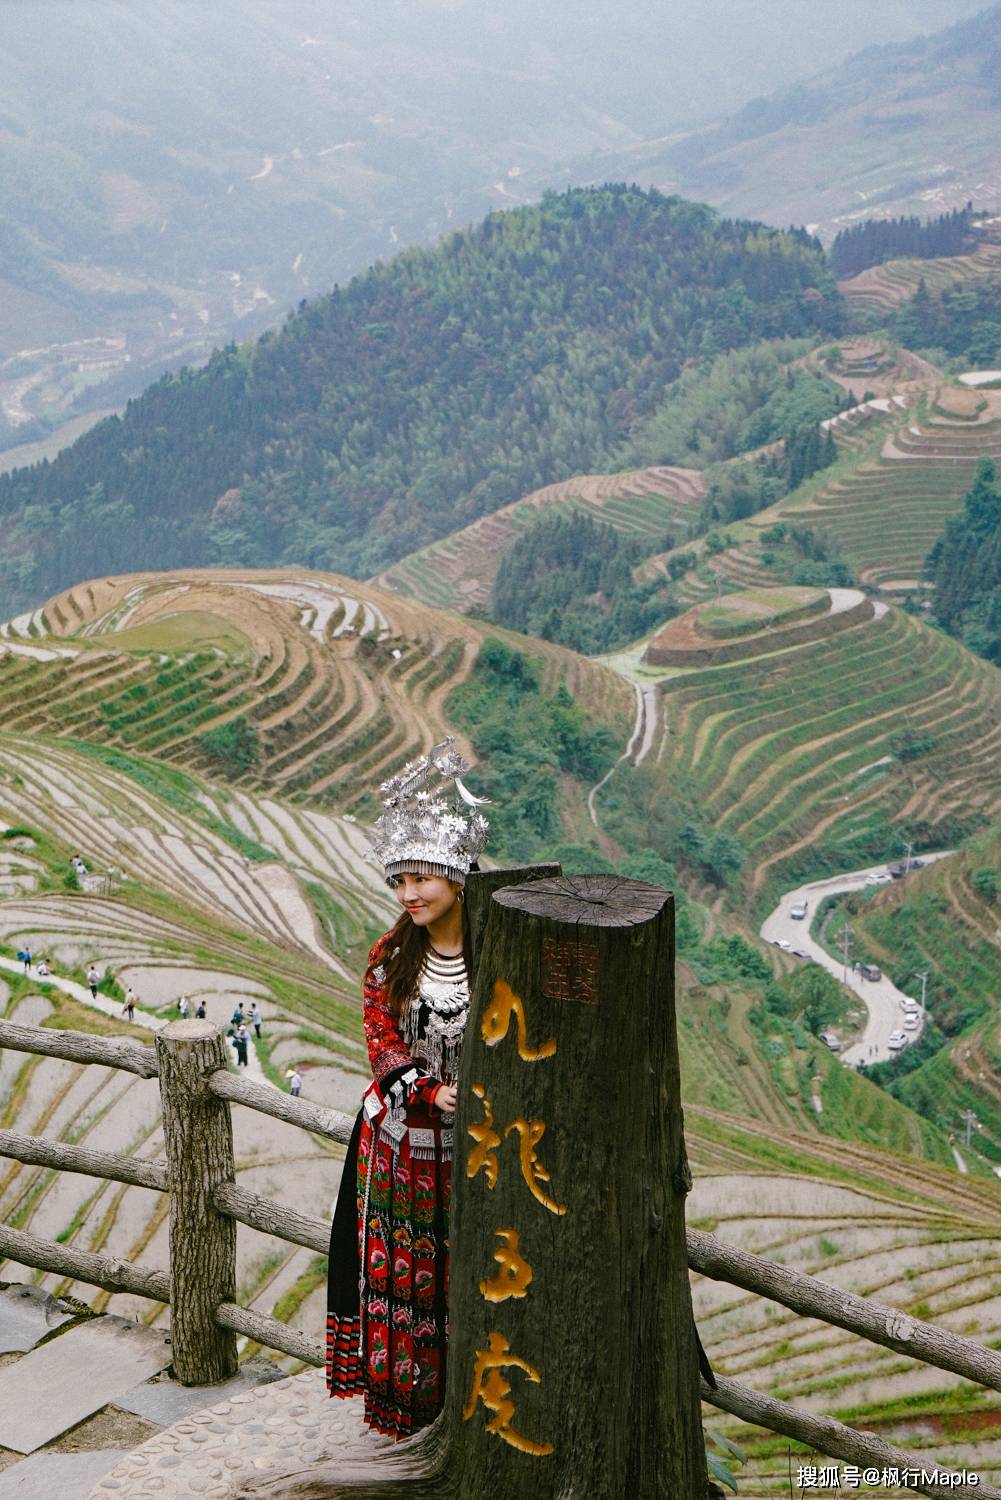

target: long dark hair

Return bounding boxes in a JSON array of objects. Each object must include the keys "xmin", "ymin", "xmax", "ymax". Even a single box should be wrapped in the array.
[{"xmin": 374, "ymin": 895, "xmax": 473, "ymax": 1019}]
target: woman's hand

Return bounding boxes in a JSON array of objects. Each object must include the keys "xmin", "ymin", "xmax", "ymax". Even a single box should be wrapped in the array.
[{"xmin": 433, "ymin": 1083, "xmax": 458, "ymax": 1113}]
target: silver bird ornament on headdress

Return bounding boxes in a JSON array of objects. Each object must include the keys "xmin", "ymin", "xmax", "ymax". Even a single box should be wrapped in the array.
[{"xmin": 370, "ymin": 737, "xmax": 490, "ymax": 884}]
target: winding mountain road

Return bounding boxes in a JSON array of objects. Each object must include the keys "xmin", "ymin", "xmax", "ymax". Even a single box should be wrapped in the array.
[
  {"xmin": 587, "ymin": 681, "xmax": 658, "ymax": 827},
  {"xmin": 759, "ymin": 853, "xmax": 953, "ymax": 1065}
]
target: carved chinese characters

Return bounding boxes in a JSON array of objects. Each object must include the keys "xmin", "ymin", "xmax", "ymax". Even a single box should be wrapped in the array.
[{"xmin": 463, "ymin": 973, "xmax": 580, "ymax": 1458}]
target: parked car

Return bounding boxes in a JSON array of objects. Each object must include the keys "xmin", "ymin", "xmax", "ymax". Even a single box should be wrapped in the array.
[
  {"xmin": 792, "ymin": 948, "xmax": 812, "ymax": 960},
  {"xmin": 888, "ymin": 1031, "xmax": 907, "ymax": 1050},
  {"xmin": 859, "ymin": 963, "xmax": 882, "ymax": 981},
  {"xmin": 771, "ymin": 938, "xmax": 791, "ymax": 950},
  {"xmin": 903, "ymin": 1014, "xmax": 919, "ymax": 1030},
  {"xmin": 790, "ymin": 901, "xmax": 808, "ymax": 920},
  {"xmin": 819, "ymin": 1032, "xmax": 841, "ymax": 1052},
  {"xmin": 865, "ymin": 871, "xmax": 892, "ymax": 885}
]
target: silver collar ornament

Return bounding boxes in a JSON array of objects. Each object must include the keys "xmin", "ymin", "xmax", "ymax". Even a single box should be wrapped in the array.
[{"xmin": 370, "ymin": 737, "xmax": 490, "ymax": 884}]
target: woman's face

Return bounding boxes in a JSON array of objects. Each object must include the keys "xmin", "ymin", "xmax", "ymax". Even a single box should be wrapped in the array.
[{"xmin": 391, "ymin": 872, "xmax": 460, "ymax": 927}]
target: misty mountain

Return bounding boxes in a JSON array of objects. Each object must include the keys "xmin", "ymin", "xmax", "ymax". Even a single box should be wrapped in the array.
[
  {"xmin": 0, "ymin": 0, "xmax": 989, "ymax": 448},
  {"xmin": 562, "ymin": 3, "xmax": 1001, "ymax": 239}
]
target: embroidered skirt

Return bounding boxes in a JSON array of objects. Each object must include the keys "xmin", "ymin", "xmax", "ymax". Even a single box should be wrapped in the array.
[{"xmin": 326, "ymin": 1085, "xmax": 452, "ymax": 1439}]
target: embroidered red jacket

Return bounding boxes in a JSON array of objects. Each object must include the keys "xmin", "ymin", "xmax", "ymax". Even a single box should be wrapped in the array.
[{"xmin": 362, "ymin": 935, "xmax": 442, "ymax": 1110}]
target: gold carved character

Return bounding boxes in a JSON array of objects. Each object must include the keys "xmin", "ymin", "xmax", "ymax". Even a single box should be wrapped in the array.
[
  {"xmin": 504, "ymin": 1117, "xmax": 567, "ymax": 1216},
  {"xmin": 479, "ymin": 1228, "xmax": 533, "ymax": 1303},
  {"xmin": 463, "ymin": 1330, "xmax": 555, "ymax": 1457},
  {"xmin": 482, "ymin": 978, "xmax": 556, "ymax": 1061},
  {"xmin": 466, "ymin": 1084, "xmax": 502, "ymax": 1189}
]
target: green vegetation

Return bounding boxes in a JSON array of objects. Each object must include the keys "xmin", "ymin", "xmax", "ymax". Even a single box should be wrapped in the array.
[
  {"xmin": 199, "ymin": 715, "xmax": 259, "ymax": 777},
  {"xmin": 447, "ymin": 638, "xmax": 617, "ymax": 862},
  {"xmin": 0, "ymin": 185, "xmax": 840, "ymax": 615},
  {"xmin": 831, "ymin": 206, "xmax": 975, "ymax": 278},
  {"xmin": 631, "ymin": 340, "xmax": 842, "ymax": 468},
  {"xmin": 927, "ymin": 458, "xmax": 1001, "ymax": 663},
  {"xmin": 895, "ymin": 276, "xmax": 1001, "ymax": 366},
  {"xmin": 491, "ymin": 512, "xmax": 674, "ymax": 654}
]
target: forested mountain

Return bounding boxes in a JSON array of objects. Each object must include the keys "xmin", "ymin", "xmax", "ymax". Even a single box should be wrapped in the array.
[
  {"xmin": 0, "ymin": 186, "xmax": 841, "ymax": 615},
  {"xmin": 563, "ymin": 3, "xmax": 1001, "ymax": 239},
  {"xmin": 927, "ymin": 458, "xmax": 1001, "ymax": 662}
]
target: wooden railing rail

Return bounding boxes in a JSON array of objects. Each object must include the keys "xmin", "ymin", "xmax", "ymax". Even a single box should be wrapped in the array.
[
  {"xmin": 212, "ymin": 1181, "xmax": 328, "ymax": 1257},
  {"xmin": 0, "ymin": 1128, "xmax": 168, "ymax": 1192},
  {"xmin": 215, "ymin": 1302, "xmax": 324, "ymax": 1370},
  {"xmin": 206, "ymin": 1068, "xmax": 354, "ymax": 1146},
  {"xmin": 688, "ymin": 1226, "xmax": 1001, "ymax": 1394},
  {"xmin": 703, "ymin": 1374, "xmax": 1001, "ymax": 1500},
  {"xmin": 0, "ymin": 1222, "xmax": 169, "ymax": 1303},
  {"xmin": 0, "ymin": 1018, "xmax": 157, "ymax": 1078}
]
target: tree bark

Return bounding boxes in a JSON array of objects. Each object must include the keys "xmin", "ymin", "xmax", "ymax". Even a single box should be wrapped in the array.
[
  {"xmin": 155, "ymin": 1020, "xmax": 238, "ymax": 1384},
  {"xmin": 463, "ymin": 864, "xmax": 561, "ymax": 970},
  {"xmin": 241, "ymin": 874, "xmax": 708, "ymax": 1499}
]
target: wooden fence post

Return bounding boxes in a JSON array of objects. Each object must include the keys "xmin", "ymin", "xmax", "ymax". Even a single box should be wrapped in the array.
[
  {"xmin": 252, "ymin": 874, "xmax": 708, "ymax": 1499},
  {"xmin": 155, "ymin": 1019, "xmax": 239, "ymax": 1385}
]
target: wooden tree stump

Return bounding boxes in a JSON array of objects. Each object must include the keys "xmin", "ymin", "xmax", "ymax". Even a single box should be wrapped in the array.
[
  {"xmin": 244, "ymin": 875, "xmax": 708, "ymax": 1499},
  {"xmin": 156, "ymin": 1020, "xmax": 239, "ymax": 1385}
]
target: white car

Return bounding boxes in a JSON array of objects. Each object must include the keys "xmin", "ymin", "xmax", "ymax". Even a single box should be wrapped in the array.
[
  {"xmin": 790, "ymin": 902, "xmax": 808, "ymax": 920},
  {"xmin": 903, "ymin": 1014, "xmax": 919, "ymax": 1030},
  {"xmin": 865, "ymin": 871, "xmax": 893, "ymax": 885},
  {"xmin": 887, "ymin": 1031, "xmax": 907, "ymax": 1050},
  {"xmin": 771, "ymin": 938, "xmax": 791, "ymax": 950}
]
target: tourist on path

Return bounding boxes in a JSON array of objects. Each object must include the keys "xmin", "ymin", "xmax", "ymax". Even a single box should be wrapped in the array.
[
  {"xmin": 123, "ymin": 987, "xmax": 136, "ymax": 1022},
  {"xmin": 249, "ymin": 1001, "xmax": 262, "ymax": 1039},
  {"xmin": 87, "ymin": 964, "xmax": 100, "ymax": 999},
  {"xmin": 326, "ymin": 738, "xmax": 489, "ymax": 1441},
  {"xmin": 287, "ymin": 1069, "xmax": 302, "ymax": 1098},
  {"xmin": 235, "ymin": 1025, "xmax": 250, "ymax": 1067},
  {"xmin": 178, "ymin": 994, "xmax": 190, "ymax": 1021},
  {"xmin": 231, "ymin": 1004, "xmax": 245, "ymax": 1029},
  {"xmin": 195, "ymin": 1000, "xmax": 207, "ymax": 1020},
  {"xmin": 21, "ymin": 948, "xmax": 31, "ymax": 975}
]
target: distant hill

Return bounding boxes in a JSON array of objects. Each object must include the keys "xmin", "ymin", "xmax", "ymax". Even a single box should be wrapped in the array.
[
  {"xmin": 0, "ymin": 185, "xmax": 841, "ymax": 617},
  {"xmin": 5, "ymin": 0, "xmax": 981, "ymax": 451},
  {"xmin": 564, "ymin": 3, "xmax": 1001, "ymax": 239}
]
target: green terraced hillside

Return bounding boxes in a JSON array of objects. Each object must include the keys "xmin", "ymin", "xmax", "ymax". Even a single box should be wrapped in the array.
[
  {"xmin": 376, "ymin": 465, "xmax": 706, "ymax": 615},
  {"xmin": 641, "ymin": 601, "xmax": 1001, "ymax": 905}
]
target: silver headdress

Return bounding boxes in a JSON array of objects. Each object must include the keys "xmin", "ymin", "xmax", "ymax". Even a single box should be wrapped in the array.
[{"xmin": 370, "ymin": 738, "xmax": 490, "ymax": 885}]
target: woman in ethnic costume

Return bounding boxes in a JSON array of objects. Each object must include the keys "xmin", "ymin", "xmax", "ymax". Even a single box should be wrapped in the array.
[{"xmin": 326, "ymin": 739, "xmax": 489, "ymax": 1439}]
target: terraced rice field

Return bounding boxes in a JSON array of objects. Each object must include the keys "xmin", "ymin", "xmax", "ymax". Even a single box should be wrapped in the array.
[
  {"xmin": 839, "ymin": 241, "xmax": 1001, "ymax": 317},
  {"xmin": 0, "ymin": 733, "xmax": 398, "ymax": 1364},
  {"xmin": 0, "ymin": 569, "xmax": 632, "ymax": 810},
  {"xmin": 656, "ymin": 605, "xmax": 1001, "ymax": 900},
  {"xmin": 751, "ymin": 392, "xmax": 1001, "ymax": 589},
  {"xmin": 688, "ymin": 1116, "xmax": 1001, "ymax": 1494},
  {"xmin": 377, "ymin": 465, "xmax": 707, "ymax": 613}
]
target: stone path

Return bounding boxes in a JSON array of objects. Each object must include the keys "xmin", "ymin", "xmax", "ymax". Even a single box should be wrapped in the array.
[
  {"xmin": 0, "ymin": 956, "xmax": 273, "ymax": 1087},
  {"xmin": 88, "ymin": 1370, "xmax": 380, "ymax": 1499}
]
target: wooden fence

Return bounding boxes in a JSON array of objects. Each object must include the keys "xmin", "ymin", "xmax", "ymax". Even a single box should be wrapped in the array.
[{"xmin": 2, "ymin": 987, "xmax": 1001, "ymax": 1493}]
